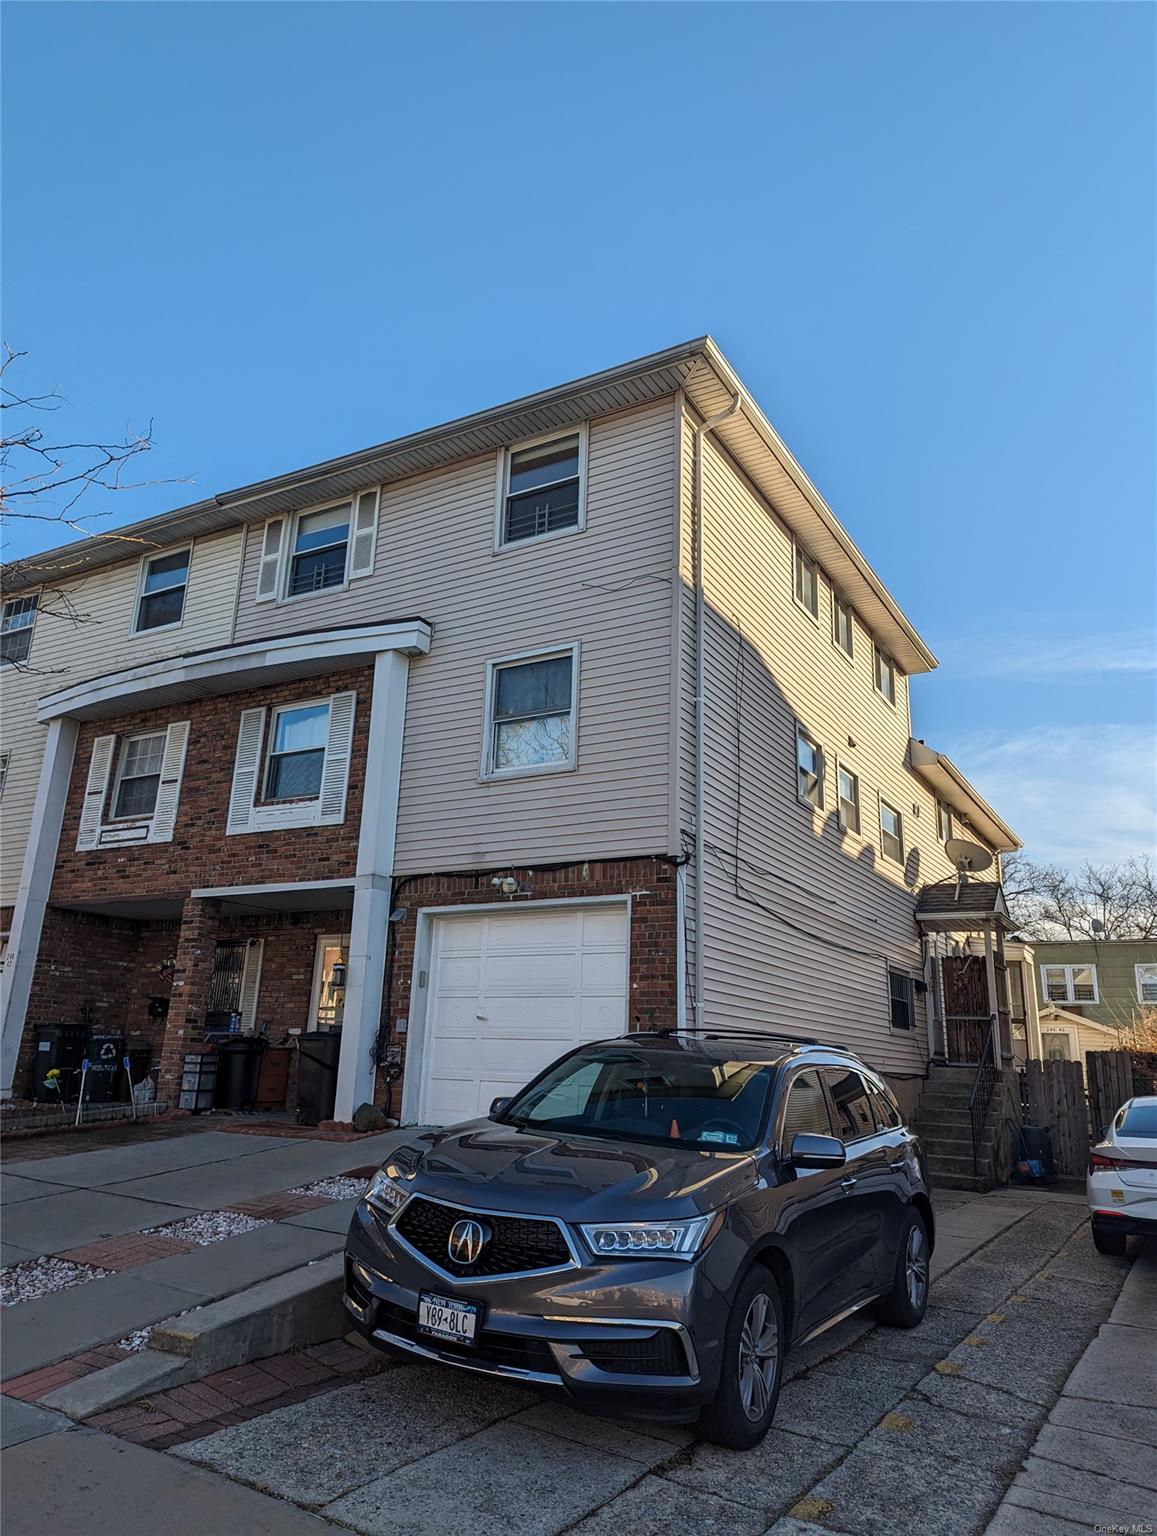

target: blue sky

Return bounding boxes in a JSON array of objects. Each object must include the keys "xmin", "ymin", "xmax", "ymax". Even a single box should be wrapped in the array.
[{"xmin": 3, "ymin": 2, "xmax": 1153, "ymax": 869}]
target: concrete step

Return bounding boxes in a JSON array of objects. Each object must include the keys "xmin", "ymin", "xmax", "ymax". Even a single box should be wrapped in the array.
[
  {"xmin": 920, "ymin": 1133, "xmax": 996, "ymax": 1157},
  {"xmin": 931, "ymin": 1171, "xmax": 993, "ymax": 1193},
  {"xmin": 925, "ymin": 1151, "xmax": 989, "ymax": 1178}
]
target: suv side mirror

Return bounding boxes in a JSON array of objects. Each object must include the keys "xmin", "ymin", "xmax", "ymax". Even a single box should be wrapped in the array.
[
  {"xmin": 490, "ymin": 1096, "xmax": 512, "ymax": 1118},
  {"xmin": 788, "ymin": 1132, "xmax": 846, "ymax": 1170}
]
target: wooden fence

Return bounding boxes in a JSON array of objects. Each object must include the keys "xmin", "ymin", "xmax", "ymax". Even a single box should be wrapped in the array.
[
  {"xmin": 1086, "ymin": 1051, "xmax": 1134, "ymax": 1139},
  {"xmin": 1023, "ymin": 1059, "xmax": 1088, "ymax": 1177}
]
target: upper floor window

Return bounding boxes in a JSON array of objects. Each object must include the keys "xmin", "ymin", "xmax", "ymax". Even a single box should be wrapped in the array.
[
  {"xmin": 880, "ymin": 797, "xmax": 904, "ymax": 862},
  {"xmin": 483, "ymin": 647, "xmax": 577, "ymax": 777},
  {"xmin": 936, "ymin": 797, "xmax": 953, "ymax": 845},
  {"xmin": 255, "ymin": 490, "xmax": 380, "ymax": 604},
  {"xmin": 1041, "ymin": 963, "xmax": 1098, "ymax": 1005},
  {"xmin": 264, "ymin": 703, "xmax": 330, "ymax": 800},
  {"xmin": 889, "ymin": 971, "xmax": 916, "ymax": 1032},
  {"xmin": 832, "ymin": 595, "xmax": 854, "ymax": 658},
  {"xmin": 135, "ymin": 548, "xmax": 190, "ymax": 633},
  {"xmin": 796, "ymin": 724, "xmax": 823, "ymax": 808},
  {"xmin": 1136, "ymin": 964, "xmax": 1157, "ymax": 1005},
  {"xmin": 837, "ymin": 763, "xmax": 860, "ymax": 833},
  {"xmin": 874, "ymin": 646, "xmax": 897, "ymax": 705},
  {"xmin": 288, "ymin": 506, "xmax": 350, "ymax": 597},
  {"xmin": 112, "ymin": 732, "xmax": 167, "ymax": 819},
  {"xmin": 500, "ymin": 430, "xmax": 585, "ymax": 547},
  {"xmin": 794, "ymin": 545, "xmax": 819, "ymax": 620},
  {"xmin": 0, "ymin": 752, "xmax": 8, "ymax": 798},
  {"xmin": 1, "ymin": 594, "xmax": 38, "ymax": 665}
]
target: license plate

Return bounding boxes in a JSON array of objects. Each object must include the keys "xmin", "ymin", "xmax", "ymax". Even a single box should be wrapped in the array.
[{"xmin": 418, "ymin": 1291, "xmax": 479, "ymax": 1346}]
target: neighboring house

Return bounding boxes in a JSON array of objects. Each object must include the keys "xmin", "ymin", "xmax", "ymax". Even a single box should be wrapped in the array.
[
  {"xmin": 0, "ymin": 338, "xmax": 1020, "ymax": 1125},
  {"xmin": 1032, "ymin": 939, "xmax": 1157, "ymax": 1057}
]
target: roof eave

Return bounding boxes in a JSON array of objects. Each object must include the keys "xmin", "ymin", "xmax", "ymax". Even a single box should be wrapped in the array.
[{"xmin": 909, "ymin": 740, "xmax": 1021, "ymax": 853}]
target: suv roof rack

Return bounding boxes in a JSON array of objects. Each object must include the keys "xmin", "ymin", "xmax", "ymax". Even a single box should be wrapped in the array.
[{"xmin": 640, "ymin": 1028, "xmax": 850, "ymax": 1051}]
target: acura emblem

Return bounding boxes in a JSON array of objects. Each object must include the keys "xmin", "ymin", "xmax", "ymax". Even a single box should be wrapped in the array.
[{"xmin": 447, "ymin": 1218, "xmax": 490, "ymax": 1265}]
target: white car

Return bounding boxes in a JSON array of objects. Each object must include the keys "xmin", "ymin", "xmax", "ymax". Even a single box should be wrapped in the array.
[{"xmin": 1087, "ymin": 1095, "xmax": 1157, "ymax": 1254}]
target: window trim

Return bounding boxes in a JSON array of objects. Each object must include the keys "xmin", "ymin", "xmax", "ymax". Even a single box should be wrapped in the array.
[
  {"xmin": 493, "ymin": 423, "xmax": 589, "ymax": 554},
  {"xmin": 109, "ymin": 730, "xmax": 168, "ymax": 822},
  {"xmin": 795, "ymin": 721, "xmax": 824, "ymax": 811},
  {"xmin": 1, "ymin": 591, "xmax": 39, "ymax": 666},
  {"xmin": 835, "ymin": 758, "xmax": 860, "ymax": 835},
  {"xmin": 936, "ymin": 797, "xmax": 953, "ymax": 845},
  {"xmin": 792, "ymin": 540, "xmax": 821, "ymax": 624},
  {"xmin": 480, "ymin": 642, "xmax": 580, "ymax": 781},
  {"xmin": 873, "ymin": 645, "xmax": 897, "ymax": 707},
  {"xmin": 1040, "ymin": 962, "xmax": 1100, "ymax": 1007},
  {"xmin": 831, "ymin": 592, "xmax": 854, "ymax": 661},
  {"xmin": 282, "ymin": 500, "xmax": 355, "ymax": 603},
  {"xmin": 1135, "ymin": 963, "xmax": 1157, "ymax": 1006},
  {"xmin": 888, "ymin": 970, "xmax": 917, "ymax": 1034},
  {"xmin": 131, "ymin": 543, "xmax": 192, "ymax": 637},
  {"xmin": 879, "ymin": 795, "xmax": 904, "ymax": 863},
  {"xmin": 261, "ymin": 698, "xmax": 332, "ymax": 804},
  {"xmin": 0, "ymin": 751, "xmax": 8, "ymax": 799}
]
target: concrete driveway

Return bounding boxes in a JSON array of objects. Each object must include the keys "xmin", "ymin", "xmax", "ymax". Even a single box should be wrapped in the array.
[{"xmin": 6, "ymin": 1186, "xmax": 1152, "ymax": 1536}]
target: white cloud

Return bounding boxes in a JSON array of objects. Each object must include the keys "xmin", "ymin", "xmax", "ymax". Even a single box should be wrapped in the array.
[
  {"xmin": 945, "ymin": 724, "xmax": 1157, "ymax": 868},
  {"xmin": 944, "ymin": 632, "xmax": 1155, "ymax": 679}
]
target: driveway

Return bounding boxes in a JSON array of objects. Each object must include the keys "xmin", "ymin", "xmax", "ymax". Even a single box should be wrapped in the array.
[{"xmin": 5, "ymin": 1186, "xmax": 1153, "ymax": 1536}]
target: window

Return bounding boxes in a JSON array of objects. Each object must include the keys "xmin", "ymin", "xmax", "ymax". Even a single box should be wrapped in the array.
[
  {"xmin": 500, "ymin": 431, "xmax": 584, "ymax": 546},
  {"xmin": 936, "ymin": 798, "xmax": 953, "ymax": 845},
  {"xmin": 794, "ymin": 544, "xmax": 819, "ymax": 619},
  {"xmin": 0, "ymin": 753, "xmax": 7, "ymax": 798},
  {"xmin": 780, "ymin": 1069, "xmax": 833, "ymax": 1145},
  {"xmin": 889, "ymin": 972, "xmax": 916, "ymax": 1032},
  {"xmin": 484, "ymin": 649, "xmax": 577, "ymax": 777},
  {"xmin": 264, "ymin": 703, "xmax": 330, "ymax": 800},
  {"xmin": 796, "ymin": 725, "xmax": 823, "ymax": 809},
  {"xmin": 824, "ymin": 1069, "xmax": 876, "ymax": 1142},
  {"xmin": 135, "ymin": 549, "xmax": 190, "ymax": 632},
  {"xmin": 288, "ymin": 504, "xmax": 350, "ymax": 597},
  {"xmin": 1, "ymin": 595, "xmax": 38, "ymax": 665},
  {"xmin": 837, "ymin": 764, "xmax": 860, "ymax": 834},
  {"xmin": 874, "ymin": 646, "xmax": 897, "ymax": 705},
  {"xmin": 1041, "ymin": 963, "xmax": 1099, "ymax": 1005},
  {"xmin": 833, "ymin": 596, "xmax": 854, "ymax": 658},
  {"xmin": 112, "ymin": 733, "xmax": 167, "ymax": 819},
  {"xmin": 1136, "ymin": 964, "xmax": 1157, "ymax": 1005},
  {"xmin": 880, "ymin": 798, "xmax": 904, "ymax": 862}
]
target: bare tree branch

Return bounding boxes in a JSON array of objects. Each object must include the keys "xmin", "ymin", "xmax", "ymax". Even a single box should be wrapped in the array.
[{"xmin": 1004, "ymin": 852, "xmax": 1157, "ymax": 940}]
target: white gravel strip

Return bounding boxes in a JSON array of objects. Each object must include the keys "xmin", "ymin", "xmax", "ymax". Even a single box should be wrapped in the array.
[
  {"xmin": 144, "ymin": 1211, "xmax": 270, "ymax": 1247},
  {"xmin": 289, "ymin": 1175, "xmax": 369, "ymax": 1201},
  {"xmin": 2, "ymin": 1256, "xmax": 111, "ymax": 1307},
  {"xmin": 116, "ymin": 1328, "xmax": 154, "ymax": 1353}
]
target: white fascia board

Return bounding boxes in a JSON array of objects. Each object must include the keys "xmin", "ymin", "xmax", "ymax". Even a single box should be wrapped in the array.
[
  {"xmin": 908, "ymin": 739, "xmax": 1021, "ymax": 853},
  {"xmin": 191, "ymin": 878, "xmax": 355, "ymax": 900}
]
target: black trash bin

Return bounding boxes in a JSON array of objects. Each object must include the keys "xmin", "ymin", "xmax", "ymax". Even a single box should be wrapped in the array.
[
  {"xmin": 215, "ymin": 1036, "xmax": 267, "ymax": 1111},
  {"xmin": 296, "ymin": 1029, "xmax": 342, "ymax": 1126},
  {"xmin": 84, "ymin": 1031, "xmax": 127, "ymax": 1104},
  {"xmin": 29, "ymin": 1023, "xmax": 88, "ymax": 1102}
]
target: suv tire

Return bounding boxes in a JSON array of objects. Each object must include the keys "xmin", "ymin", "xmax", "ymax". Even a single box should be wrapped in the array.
[
  {"xmin": 698, "ymin": 1265, "xmax": 784, "ymax": 1449},
  {"xmin": 1092, "ymin": 1225, "xmax": 1128, "ymax": 1256},
  {"xmin": 875, "ymin": 1208, "xmax": 930, "ymax": 1328}
]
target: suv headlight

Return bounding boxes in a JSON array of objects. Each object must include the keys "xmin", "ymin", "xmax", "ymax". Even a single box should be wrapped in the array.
[
  {"xmin": 579, "ymin": 1215, "xmax": 714, "ymax": 1261},
  {"xmin": 364, "ymin": 1168, "xmax": 409, "ymax": 1216}
]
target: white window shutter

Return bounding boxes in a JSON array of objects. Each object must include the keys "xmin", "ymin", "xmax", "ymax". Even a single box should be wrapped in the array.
[
  {"xmin": 238, "ymin": 940, "xmax": 264, "ymax": 1033},
  {"xmin": 256, "ymin": 518, "xmax": 284, "ymax": 602},
  {"xmin": 76, "ymin": 735, "xmax": 117, "ymax": 850},
  {"xmin": 147, "ymin": 721, "xmax": 190, "ymax": 844},
  {"xmin": 227, "ymin": 708, "xmax": 267, "ymax": 835},
  {"xmin": 348, "ymin": 489, "xmax": 379, "ymax": 579},
  {"xmin": 317, "ymin": 691, "xmax": 356, "ymax": 825}
]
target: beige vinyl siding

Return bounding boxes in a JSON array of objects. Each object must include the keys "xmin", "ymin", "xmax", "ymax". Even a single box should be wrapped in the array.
[
  {"xmin": 233, "ymin": 402, "xmax": 678, "ymax": 871},
  {"xmin": 0, "ymin": 531, "xmax": 243, "ymax": 904},
  {"xmin": 691, "ymin": 432, "xmax": 964, "ymax": 1076}
]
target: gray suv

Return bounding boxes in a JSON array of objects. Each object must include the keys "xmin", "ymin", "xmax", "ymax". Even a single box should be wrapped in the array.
[{"xmin": 344, "ymin": 1030, "xmax": 934, "ymax": 1447}]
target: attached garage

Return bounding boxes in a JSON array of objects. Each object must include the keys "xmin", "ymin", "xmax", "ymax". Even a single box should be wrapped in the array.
[{"xmin": 407, "ymin": 901, "xmax": 630, "ymax": 1125}]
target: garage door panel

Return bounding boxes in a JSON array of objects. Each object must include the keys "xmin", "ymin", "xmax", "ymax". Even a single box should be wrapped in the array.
[
  {"xmin": 479, "ymin": 997, "xmax": 577, "ymax": 1035},
  {"xmin": 425, "ymin": 1076, "xmax": 484, "ymax": 1125},
  {"xmin": 429, "ymin": 996, "xmax": 482, "ymax": 1036},
  {"xmin": 484, "ymin": 954, "xmax": 578, "ymax": 995},
  {"xmin": 432, "ymin": 957, "xmax": 482, "ymax": 993},
  {"xmin": 581, "ymin": 909, "xmax": 629, "ymax": 948},
  {"xmin": 579, "ymin": 951, "xmax": 628, "ymax": 991},
  {"xmin": 580, "ymin": 995, "xmax": 627, "ymax": 1037},
  {"xmin": 484, "ymin": 910, "xmax": 580, "ymax": 951},
  {"xmin": 436, "ymin": 917, "xmax": 487, "ymax": 955}
]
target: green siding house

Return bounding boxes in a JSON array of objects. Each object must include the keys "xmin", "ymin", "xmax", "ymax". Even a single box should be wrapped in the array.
[{"xmin": 1033, "ymin": 939, "xmax": 1157, "ymax": 1034}]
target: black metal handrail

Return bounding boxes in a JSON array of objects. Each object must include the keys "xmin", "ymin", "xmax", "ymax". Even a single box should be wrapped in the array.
[{"xmin": 968, "ymin": 1014, "xmax": 1000, "ymax": 1175}]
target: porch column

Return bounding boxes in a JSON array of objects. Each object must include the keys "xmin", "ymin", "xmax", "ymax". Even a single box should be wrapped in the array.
[
  {"xmin": 0, "ymin": 717, "xmax": 79, "ymax": 1097},
  {"xmin": 156, "ymin": 896, "xmax": 221, "ymax": 1104},
  {"xmin": 334, "ymin": 649, "xmax": 410, "ymax": 1121},
  {"xmin": 983, "ymin": 923, "xmax": 1000, "ymax": 1058}
]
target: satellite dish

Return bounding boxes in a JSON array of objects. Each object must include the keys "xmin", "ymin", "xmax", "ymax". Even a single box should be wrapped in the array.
[
  {"xmin": 1090, "ymin": 918, "xmax": 1105, "ymax": 935},
  {"xmin": 945, "ymin": 837, "xmax": 994, "ymax": 875}
]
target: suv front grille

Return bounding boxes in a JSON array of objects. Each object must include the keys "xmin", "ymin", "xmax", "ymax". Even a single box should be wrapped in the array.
[
  {"xmin": 394, "ymin": 1196, "xmax": 573, "ymax": 1277},
  {"xmin": 580, "ymin": 1330, "xmax": 688, "ymax": 1376}
]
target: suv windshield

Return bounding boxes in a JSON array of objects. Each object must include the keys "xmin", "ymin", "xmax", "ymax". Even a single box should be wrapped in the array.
[{"xmin": 499, "ymin": 1046, "xmax": 774, "ymax": 1150}]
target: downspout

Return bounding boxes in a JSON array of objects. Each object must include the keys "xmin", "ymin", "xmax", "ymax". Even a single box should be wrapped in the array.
[{"xmin": 692, "ymin": 391, "xmax": 743, "ymax": 1031}]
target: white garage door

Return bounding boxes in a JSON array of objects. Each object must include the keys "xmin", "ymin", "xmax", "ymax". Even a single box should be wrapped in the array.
[{"xmin": 417, "ymin": 903, "xmax": 629, "ymax": 1125}]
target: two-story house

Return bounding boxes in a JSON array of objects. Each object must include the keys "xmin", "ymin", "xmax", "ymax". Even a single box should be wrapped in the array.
[
  {"xmin": 1031, "ymin": 938, "xmax": 1157, "ymax": 1061},
  {"xmin": 0, "ymin": 338, "xmax": 1020, "ymax": 1127}
]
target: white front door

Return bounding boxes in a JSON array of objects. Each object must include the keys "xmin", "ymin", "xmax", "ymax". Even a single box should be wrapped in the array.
[{"xmin": 417, "ymin": 903, "xmax": 629, "ymax": 1125}]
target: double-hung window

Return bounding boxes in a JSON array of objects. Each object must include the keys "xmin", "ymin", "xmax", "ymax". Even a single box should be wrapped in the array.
[
  {"xmin": 135, "ymin": 548, "xmax": 190, "ymax": 632},
  {"xmin": 794, "ymin": 545, "xmax": 819, "ymax": 620},
  {"xmin": 1136, "ymin": 964, "xmax": 1157, "ymax": 1005},
  {"xmin": 796, "ymin": 724, "xmax": 823, "ymax": 809},
  {"xmin": 0, "ymin": 752, "xmax": 9, "ymax": 798},
  {"xmin": 287, "ymin": 506, "xmax": 351, "ymax": 597},
  {"xmin": 837, "ymin": 763, "xmax": 860, "ymax": 833},
  {"xmin": 500, "ymin": 431, "xmax": 584, "ymax": 546},
  {"xmin": 1, "ymin": 595, "xmax": 38, "ymax": 665},
  {"xmin": 874, "ymin": 646, "xmax": 897, "ymax": 705},
  {"xmin": 1041, "ymin": 963, "xmax": 1098, "ymax": 1005},
  {"xmin": 833, "ymin": 595, "xmax": 854, "ymax": 658},
  {"xmin": 484, "ymin": 648, "xmax": 577, "ymax": 777},
  {"xmin": 880, "ymin": 798, "xmax": 904, "ymax": 862},
  {"xmin": 888, "ymin": 971, "xmax": 916, "ymax": 1032},
  {"xmin": 936, "ymin": 797, "xmax": 953, "ymax": 844},
  {"xmin": 264, "ymin": 703, "xmax": 330, "ymax": 800},
  {"xmin": 112, "ymin": 733, "xmax": 167, "ymax": 819}
]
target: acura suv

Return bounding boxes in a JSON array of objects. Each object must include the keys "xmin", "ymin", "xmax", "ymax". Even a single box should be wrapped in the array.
[{"xmin": 344, "ymin": 1030, "xmax": 934, "ymax": 1448}]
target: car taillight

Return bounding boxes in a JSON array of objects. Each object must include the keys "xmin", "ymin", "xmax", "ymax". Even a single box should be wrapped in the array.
[{"xmin": 1088, "ymin": 1152, "xmax": 1126, "ymax": 1172}]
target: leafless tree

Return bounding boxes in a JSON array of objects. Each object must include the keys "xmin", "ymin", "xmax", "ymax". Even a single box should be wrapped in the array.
[{"xmin": 1003, "ymin": 852, "xmax": 1157, "ymax": 940}]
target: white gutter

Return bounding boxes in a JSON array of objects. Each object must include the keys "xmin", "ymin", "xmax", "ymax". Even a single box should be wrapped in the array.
[{"xmin": 692, "ymin": 391, "xmax": 743, "ymax": 1030}]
